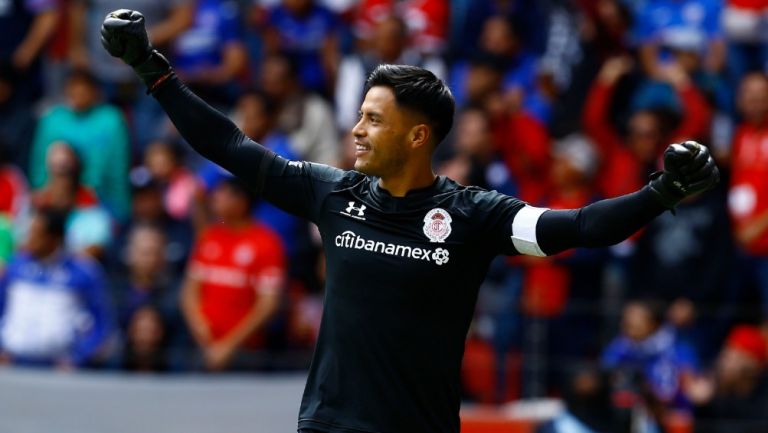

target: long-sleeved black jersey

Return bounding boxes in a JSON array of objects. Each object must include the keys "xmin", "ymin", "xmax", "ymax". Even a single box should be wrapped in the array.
[{"xmin": 153, "ymin": 78, "xmax": 668, "ymax": 433}]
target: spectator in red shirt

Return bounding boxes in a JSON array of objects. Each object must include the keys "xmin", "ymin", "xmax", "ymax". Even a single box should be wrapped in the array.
[
  {"xmin": 181, "ymin": 177, "xmax": 285, "ymax": 371},
  {"xmin": 583, "ymin": 57, "xmax": 712, "ymax": 199},
  {"xmin": 728, "ymin": 72, "xmax": 768, "ymax": 321},
  {"xmin": 354, "ymin": 0, "xmax": 449, "ymax": 56}
]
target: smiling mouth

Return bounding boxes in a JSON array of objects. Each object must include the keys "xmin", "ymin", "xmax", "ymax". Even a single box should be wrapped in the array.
[{"xmin": 355, "ymin": 142, "xmax": 371, "ymax": 154}]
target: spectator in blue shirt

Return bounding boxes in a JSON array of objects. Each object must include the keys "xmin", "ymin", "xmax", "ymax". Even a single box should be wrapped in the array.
[
  {"xmin": 172, "ymin": 0, "xmax": 248, "ymax": 107},
  {"xmin": 602, "ymin": 300, "xmax": 700, "ymax": 411},
  {"xmin": 260, "ymin": 0, "xmax": 340, "ymax": 95},
  {"xmin": 0, "ymin": 207, "xmax": 113, "ymax": 369},
  {"xmin": 632, "ymin": 0, "xmax": 726, "ymax": 80}
]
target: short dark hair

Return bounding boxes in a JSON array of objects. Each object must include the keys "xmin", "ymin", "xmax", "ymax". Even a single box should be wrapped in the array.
[
  {"xmin": 217, "ymin": 176, "xmax": 256, "ymax": 208},
  {"xmin": 365, "ymin": 64, "xmax": 455, "ymax": 146}
]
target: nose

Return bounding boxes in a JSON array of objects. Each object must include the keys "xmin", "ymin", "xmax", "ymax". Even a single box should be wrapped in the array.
[{"xmin": 352, "ymin": 118, "xmax": 366, "ymax": 138}]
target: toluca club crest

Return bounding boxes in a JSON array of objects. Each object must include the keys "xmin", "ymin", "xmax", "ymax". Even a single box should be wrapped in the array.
[{"xmin": 423, "ymin": 208, "xmax": 452, "ymax": 243}]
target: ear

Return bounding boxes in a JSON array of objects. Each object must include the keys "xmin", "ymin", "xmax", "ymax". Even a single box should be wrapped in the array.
[{"xmin": 409, "ymin": 124, "xmax": 431, "ymax": 149}]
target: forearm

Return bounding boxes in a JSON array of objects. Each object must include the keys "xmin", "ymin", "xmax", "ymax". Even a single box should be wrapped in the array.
[
  {"xmin": 537, "ymin": 186, "xmax": 667, "ymax": 255},
  {"xmin": 15, "ymin": 11, "xmax": 58, "ymax": 61},
  {"xmin": 220, "ymin": 296, "xmax": 278, "ymax": 348},
  {"xmin": 147, "ymin": 4, "xmax": 194, "ymax": 46},
  {"xmin": 736, "ymin": 210, "xmax": 768, "ymax": 246},
  {"xmin": 153, "ymin": 77, "xmax": 275, "ymax": 190}
]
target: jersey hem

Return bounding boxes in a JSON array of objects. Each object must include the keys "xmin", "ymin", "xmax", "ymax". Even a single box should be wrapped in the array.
[{"xmin": 298, "ymin": 418, "xmax": 383, "ymax": 433}]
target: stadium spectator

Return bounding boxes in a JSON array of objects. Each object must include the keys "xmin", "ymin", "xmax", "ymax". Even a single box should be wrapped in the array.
[
  {"xmin": 111, "ymin": 223, "xmax": 178, "ymax": 331},
  {"xmin": 631, "ymin": 0, "xmax": 725, "ymax": 79},
  {"xmin": 722, "ymin": 0, "xmax": 768, "ymax": 87},
  {"xmin": 0, "ymin": 62, "xmax": 37, "ymax": 172},
  {"xmin": 258, "ymin": 52, "xmax": 339, "ymax": 165},
  {"xmin": 181, "ymin": 178, "xmax": 285, "ymax": 371},
  {"xmin": 628, "ymin": 181, "xmax": 735, "ymax": 361},
  {"xmin": 121, "ymin": 305, "xmax": 168, "ymax": 372},
  {"xmin": 336, "ymin": 14, "xmax": 445, "ymax": 131},
  {"xmin": 536, "ymin": 367, "xmax": 629, "ymax": 433},
  {"xmin": 30, "ymin": 141, "xmax": 113, "ymax": 258},
  {"xmin": 602, "ymin": 300, "xmax": 699, "ymax": 411},
  {"xmin": 140, "ymin": 140, "xmax": 204, "ymax": 224},
  {"xmin": 437, "ymin": 106, "xmax": 515, "ymax": 195},
  {"xmin": 258, "ymin": 0, "xmax": 340, "ymax": 95},
  {"xmin": 116, "ymin": 178, "xmax": 193, "ymax": 274},
  {"xmin": 519, "ymin": 134, "xmax": 605, "ymax": 397},
  {"xmin": 354, "ymin": 0, "xmax": 449, "ymax": 56},
  {"xmin": 0, "ymin": 207, "xmax": 113, "ymax": 369},
  {"xmin": 688, "ymin": 325, "xmax": 768, "ymax": 433},
  {"xmin": 728, "ymin": 72, "xmax": 768, "ymax": 322},
  {"xmin": 198, "ymin": 90, "xmax": 308, "ymax": 261},
  {"xmin": 110, "ymin": 223, "xmax": 188, "ymax": 371},
  {"xmin": 29, "ymin": 69, "xmax": 131, "ymax": 220},
  {"xmin": 0, "ymin": 0, "xmax": 58, "ymax": 102},
  {"xmin": 171, "ymin": 0, "xmax": 247, "ymax": 107},
  {"xmin": 70, "ymin": 0, "xmax": 194, "ymax": 149},
  {"xmin": 583, "ymin": 56, "xmax": 712, "ymax": 199},
  {"xmin": 450, "ymin": 15, "xmax": 551, "ymax": 124}
]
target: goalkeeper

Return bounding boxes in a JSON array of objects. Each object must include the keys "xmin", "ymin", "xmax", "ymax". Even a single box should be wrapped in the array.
[{"xmin": 101, "ymin": 10, "xmax": 719, "ymax": 433}]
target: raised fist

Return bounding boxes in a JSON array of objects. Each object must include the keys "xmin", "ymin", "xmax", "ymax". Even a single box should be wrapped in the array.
[
  {"xmin": 100, "ymin": 9, "xmax": 172, "ymax": 92},
  {"xmin": 100, "ymin": 9, "xmax": 152, "ymax": 67},
  {"xmin": 649, "ymin": 141, "xmax": 720, "ymax": 208}
]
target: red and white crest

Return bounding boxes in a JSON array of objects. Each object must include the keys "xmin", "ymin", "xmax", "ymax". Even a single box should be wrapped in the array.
[{"xmin": 423, "ymin": 208, "xmax": 452, "ymax": 243}]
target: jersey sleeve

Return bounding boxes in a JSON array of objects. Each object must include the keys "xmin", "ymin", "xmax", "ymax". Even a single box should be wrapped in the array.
[
  {"xmin": 481, "ymin": 186, "xmax": 668, "ymax": 257},
  {"xmin": 476, "ymin": 190, "xmax": 544, "ymax": 256},
  {"xmin": 154, "ymin": 77, "xmax": 346, "ymax": 222}
]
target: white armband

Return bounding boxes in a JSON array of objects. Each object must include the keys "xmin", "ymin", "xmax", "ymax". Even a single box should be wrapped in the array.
[{"xmin": 511, "ymin": 206, "xmax": 549, "ymax": 257}]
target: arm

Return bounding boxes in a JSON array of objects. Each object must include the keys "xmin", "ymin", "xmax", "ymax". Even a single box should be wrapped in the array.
[
  {"xmin": 582, "ymin": 57, "xmax": 632, "ymax": 156},
  {"xmin": 146, "ymin": 2, "xmax": 194, "ymax": 47},
  {"xmin": 12, "ymin": 9, "xmax": 58, "ymax": 70},
  {"xmin": 672, "ymin": 81, "xmax": 712, "ymax": 143},
  {"xmin": 70, "ymin": 261, "xmax": 114, "ymax": 366},
  {"xmin": 733, "ymin": 208, "xmax": 768, "ymax": 248},
  {"xmin": 101, "ymin": 10, "xmax": 344, "ymax": 221},
  {"xmin": 214, "ymin": 290, "xmax": 280, "ymax": 352},
  {"xmin": 510, "ymin": 142, "xmax": 720, "ymax": 257},
  {"xmin": 180, "ymin": 273, "xmax": 211, "ymax": 347},
  {"xmin": 68, "ymin": 0, "xmax": 89, "ymax": 67}
]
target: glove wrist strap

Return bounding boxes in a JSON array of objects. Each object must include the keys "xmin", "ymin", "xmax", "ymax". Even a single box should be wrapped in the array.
[{"xmin": 133, "ymin": 49, "xmax": 174, "ymax": 94}]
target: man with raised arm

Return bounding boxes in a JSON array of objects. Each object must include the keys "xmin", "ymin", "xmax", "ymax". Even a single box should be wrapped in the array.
[{"xmin": 101, "ymin": 10, "xmax": 719, "ymax": 433}]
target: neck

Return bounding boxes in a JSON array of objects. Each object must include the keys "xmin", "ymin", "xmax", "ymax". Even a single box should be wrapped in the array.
[
  {"xmin": 221, "ymin": 215, "xmax": 251, "ymax": 229},
  {"xmin": 378, "ymin": 164, "xmax": 436, "ymax": 197}
]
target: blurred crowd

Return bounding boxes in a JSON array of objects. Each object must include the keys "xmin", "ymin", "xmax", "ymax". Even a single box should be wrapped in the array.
[{"xmin": 2, "ymin": 0, "xmax": 768, "ymax": 431}]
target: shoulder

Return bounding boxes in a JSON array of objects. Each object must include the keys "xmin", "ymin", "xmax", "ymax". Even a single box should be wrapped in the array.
[
  {"xmin": 67, "ymin": 253, "xmax": 106, "ymax": 281},
  {"xmin": 304, "ymin": 162, "xmax": 365, "ymax": 186},
  {"xmin": 437, "ymin": 180, "xmax": 526, "ymax": 218}
]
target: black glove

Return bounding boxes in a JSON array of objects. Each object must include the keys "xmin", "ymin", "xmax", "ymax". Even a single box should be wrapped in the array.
[
  {"xmin": 100, "ymin": 9, "xmax": 173, "ymax": 93},
  {"xmin": 648, "ymin": 141, "xmax": 720, "ymax": 209}
]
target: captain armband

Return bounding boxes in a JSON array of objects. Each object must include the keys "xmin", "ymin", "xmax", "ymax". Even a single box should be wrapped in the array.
[{"xmin": 511, "ymin": 206, "xmax": 549, "ymax": 257}]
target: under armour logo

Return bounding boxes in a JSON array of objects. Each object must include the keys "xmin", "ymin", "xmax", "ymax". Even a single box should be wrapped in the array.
[{"xmin": 346, "ymin": 201, "xmax": 366, "ymax": 217}]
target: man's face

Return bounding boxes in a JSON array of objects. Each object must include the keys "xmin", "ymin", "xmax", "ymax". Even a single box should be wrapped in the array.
[
  {"xmin": 211, "ymin": 184, "xmax": 250, "ymax": 221},
  {"xmin": 628, "ymin": 112, "xmax": 661, "ymax": 163},
  {"xmin": 352, "ymin": 86, "xmax": 413, "ymax": 176},
  {"xmin": 24, "ymin": 215, "xmax": 59, "ymax": 258},
  {"xmin": 738, "ymin": 74, "xmax": 768, "ymax": 125}
]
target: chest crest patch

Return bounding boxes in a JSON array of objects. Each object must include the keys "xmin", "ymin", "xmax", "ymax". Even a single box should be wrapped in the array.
[{"xmin": 423, "ymin": 208, "xmax": 452, "ymax": 243}]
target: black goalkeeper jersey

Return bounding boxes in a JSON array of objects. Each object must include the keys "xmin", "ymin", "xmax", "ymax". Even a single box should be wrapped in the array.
[
  {"xmin": 269, "ymin": 163, "xmax": 525, "ymax": 433},
  {"xmin": 153, "ymin": 77, "xmax": 668, "ymax": 433}
]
